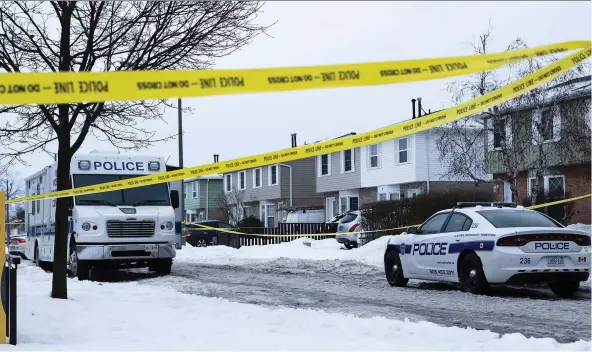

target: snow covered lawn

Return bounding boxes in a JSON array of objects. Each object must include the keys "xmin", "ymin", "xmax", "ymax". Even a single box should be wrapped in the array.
[{"xmin": 4, "ymin": 265, "xmax": 591, "ymax": 351}]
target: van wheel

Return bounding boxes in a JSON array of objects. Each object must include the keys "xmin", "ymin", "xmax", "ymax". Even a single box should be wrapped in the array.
[
  {"xmin": 549, "ymin": 281, "xmax": 580, "ymax": 298},
  {"xmin": 34, "ymin": 244, "xmax": 40, "ymax": 267},
  {"xmin": 34, "ymin": 244, "xmax": 49, "ymax": 272},
  {"xmin": 69, "ymin": 247, "xmax": 90, "ymax": 281},
  {"xmin": 154, "ymin": 259, "xmax": 172, "ymax": 275},
  {"xmin": 458, "ymin": 252, "xmax": 489, "ymax": 294},
  {"xmin": 384, "ymin": 250, "xmax": 408, "ymax": 287}
]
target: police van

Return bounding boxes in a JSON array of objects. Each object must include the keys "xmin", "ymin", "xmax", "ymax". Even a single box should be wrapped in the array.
[
  {"xmin": 24, "ymin": 150, "xmax": 182, "ymax": 280},
  {"xmin": 384, "ymin": 202, "xmax": 591, "ymax": 298}
]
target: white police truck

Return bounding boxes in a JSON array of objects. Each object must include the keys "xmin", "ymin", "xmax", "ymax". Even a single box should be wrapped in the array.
[
  {"xmin": 24, "ymin": 150, "xmax": 182, "ymax": 280},
  {"xmin": 384, "ymin": 202, "xmax": 591, "ymax": 297}
]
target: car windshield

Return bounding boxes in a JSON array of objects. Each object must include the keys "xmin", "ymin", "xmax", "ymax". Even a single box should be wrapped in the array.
[
  {"xmin": 476, "ymin": 209, "xmax": 561, "ymax": 228},
  {"xmin": 73, "ymin": 174, "xmax": 170, "ymax": 206},
  {"xmin": 339, "ymin": 213, "xmax": 358, "ymax": 223}
]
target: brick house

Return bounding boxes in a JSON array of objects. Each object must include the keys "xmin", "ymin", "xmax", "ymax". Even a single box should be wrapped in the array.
[{"xmin": 486, "ymin": 78, "xmax": 591, "ymax": 224}]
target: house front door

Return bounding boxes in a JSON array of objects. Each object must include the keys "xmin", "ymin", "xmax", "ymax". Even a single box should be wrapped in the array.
[{"xmin": 503, "ymin": 182, "xmax": 512, "ymax": 203}]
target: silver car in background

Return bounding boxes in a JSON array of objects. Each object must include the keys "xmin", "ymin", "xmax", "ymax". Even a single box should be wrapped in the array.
[{"xmin": 335, "ymin": 210, "xmax": 363, "ymax": 249}]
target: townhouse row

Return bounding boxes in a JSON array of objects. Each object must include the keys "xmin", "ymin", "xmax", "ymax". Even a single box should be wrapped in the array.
[{"xmin": 183, "ymin": 82, "xmax": 591, "ymax": 226}]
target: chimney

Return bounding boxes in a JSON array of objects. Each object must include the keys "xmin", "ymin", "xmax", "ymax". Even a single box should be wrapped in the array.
[
  {"xmin": 417, "ymin": 97, "xmax": 422, "ymax": 117},
  {"xmin": 411, "ymin": 99, "xmax": 416, "ymax": 119},
  {"xmin": 213, "ymin": 154, "xmax": 219, "ymax": 163},
  {"xmin": 291, "ymin": 133, "xmax": 297, "ymax": 148}
]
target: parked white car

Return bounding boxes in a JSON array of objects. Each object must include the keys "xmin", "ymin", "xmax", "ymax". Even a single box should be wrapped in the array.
[
  {"xmin": 384, "ymin": 202, "xmax": 591, "ymax": 297},
  {"xmin": 8, "ymin": 233, "xmax": 28, "ymax": 259},
  {"xmin": 335, "ymin": 210, "xmax": 364, "ymax": 249}
]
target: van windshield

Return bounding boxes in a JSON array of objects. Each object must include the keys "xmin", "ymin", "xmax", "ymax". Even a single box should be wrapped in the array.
[{"xmin": 73, "ymin": 174, "xmax": 170, "ymax": 206}]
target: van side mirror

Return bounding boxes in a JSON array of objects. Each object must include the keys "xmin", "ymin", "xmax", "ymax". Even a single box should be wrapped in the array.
[
  {"xmin": 170, "ymin": 190, "xmax": 179, "ymax": 209},
  {"xmin": 407, "ymin": 226, "xmax": 418, "ymax": 234}
]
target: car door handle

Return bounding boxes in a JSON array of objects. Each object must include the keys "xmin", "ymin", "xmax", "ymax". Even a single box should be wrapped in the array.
[{"xmin": 455, "ymin": 238, "xmax": 461, "ymax": 242}]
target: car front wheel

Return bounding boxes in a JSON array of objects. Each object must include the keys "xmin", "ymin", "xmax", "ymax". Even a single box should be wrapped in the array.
[{"xmin": 384, "ymin": 250, "xmax": 408, "ymax": 287}]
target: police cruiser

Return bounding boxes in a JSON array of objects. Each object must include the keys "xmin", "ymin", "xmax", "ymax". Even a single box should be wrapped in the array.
[
  {"xmin": 24, "ymin": 150, "xmax": 182, "ymax": 280},
  {"xmin": 384, "ymin": 202, "xmax": 591, "ymax": 297}
]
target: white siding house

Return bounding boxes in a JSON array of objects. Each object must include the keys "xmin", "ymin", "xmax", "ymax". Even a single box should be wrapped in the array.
[{"xmin": 360, "ymin": 129, "xmax": 491, "ymax": 200}]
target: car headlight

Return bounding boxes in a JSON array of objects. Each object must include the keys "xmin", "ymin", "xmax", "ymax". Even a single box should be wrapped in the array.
[{"xmin": 82, "ymin": 222, "xmax": 91, "ymax": 231}]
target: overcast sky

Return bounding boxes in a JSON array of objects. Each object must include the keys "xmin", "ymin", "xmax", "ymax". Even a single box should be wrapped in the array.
[{"xmin": 7, "ymin": 1, "xmax": 592, "ymax": 180}]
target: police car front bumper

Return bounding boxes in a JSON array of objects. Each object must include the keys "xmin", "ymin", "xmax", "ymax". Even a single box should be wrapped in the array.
[{"xmin": 77, "ymin": 243, "xmax": 176, "ymax": 261}]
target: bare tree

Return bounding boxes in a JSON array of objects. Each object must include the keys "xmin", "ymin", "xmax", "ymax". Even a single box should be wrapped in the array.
[
  {"xmin": 0, "ymin": 1, "xmax": 273, "ymax": 299},
  {"xmin": 435, "ymin": 23, "xmax": 590, "ymax": 202},
  {"xmin": 1, "ymin": 169, "xmax": 24, "ymax": 239},
  {"xmin": 216, "ymin": 188, "xmax": 251, "ymax": 225}
]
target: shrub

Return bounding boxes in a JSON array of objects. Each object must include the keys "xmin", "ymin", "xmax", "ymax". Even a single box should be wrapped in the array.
[
  {"xmin": 359, "ymin": 189, "xmax": 493, "ymax": 241},
  {"xmin": 236, "ymin": 215, "xmax": 264, "ymax": 228}
]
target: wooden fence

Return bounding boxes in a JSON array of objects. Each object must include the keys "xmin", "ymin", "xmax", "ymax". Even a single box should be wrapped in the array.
[{"xmin": 231, "ymin": 222, "xmax": 339, "ymax": 248}]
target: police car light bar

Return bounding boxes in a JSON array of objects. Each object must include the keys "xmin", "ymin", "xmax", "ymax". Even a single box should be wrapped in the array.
[
  {"xmin": 455, "ymin": 202, "xmax": 517, "ymax": 208},
  {"xmin": 148, "ymin": 161, "xmax": 160, "ymax": 171},
  {"xmin": 78, "ymin": 160, "xmax": 91, "ymax": 170}
]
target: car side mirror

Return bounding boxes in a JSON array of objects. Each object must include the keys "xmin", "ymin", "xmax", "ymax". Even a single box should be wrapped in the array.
[
  {"xmin": 407, "ymin": 226, "xmax": 418, "ymax": 234},
  {"xmin": 170, "ymin": 190, "xmax": 180, "ymax": 209}
]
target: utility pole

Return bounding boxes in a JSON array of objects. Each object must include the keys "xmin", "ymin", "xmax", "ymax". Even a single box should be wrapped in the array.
[
  {"xmin": 4, "ymin": 180, "xmax": 9, "ymax": 240},
  {"xmin": 178, "ymin": 98, "xmax": 185, "ymax": 246}
]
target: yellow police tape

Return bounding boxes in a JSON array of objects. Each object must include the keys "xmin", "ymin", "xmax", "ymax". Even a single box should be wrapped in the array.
[
  {"xmin": 187, "ymin": 193, "xmax": 592, "ymax": 238},
  {"xmin": 4, "ymin": 41, "xmax": 592, "ymax": 205},
  {"xmin": 0, "ymin": 41, "xmax": 588, "ymax": 106}
]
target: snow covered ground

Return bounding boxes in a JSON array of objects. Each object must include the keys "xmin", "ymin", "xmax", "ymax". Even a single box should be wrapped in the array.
[
  {"xmin": 6, "ymin": 264, "xmax": 591, "ymax": 351},
  {"xmin": 175, "ymin": 224, "xmax": 592, "ymax": 288},
  {"xmin": 4, "ymin": 224, "xmax": 590, "ymax": 350}
]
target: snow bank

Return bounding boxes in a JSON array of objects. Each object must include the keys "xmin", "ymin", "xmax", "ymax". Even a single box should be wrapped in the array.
[
  {"xmin": 180, "ymin": 224, "xmax": 592, "ymax": 269},
  {"xmin": 177, "ymin": 235, "xmax": 391, "ymax": 269},
  {"xmin": 6, "ymin": 265, "xmax": 590, "ymax": 351}
]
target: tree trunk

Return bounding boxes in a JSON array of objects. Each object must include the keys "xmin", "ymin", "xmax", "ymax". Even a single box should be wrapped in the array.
[
  {"xmin": 51, "ymin": 2, "xmax": 73, "ymax": 300},
  {"xmin": 51, "ymin": 132, "xmax": 71, "ymax": 299}
]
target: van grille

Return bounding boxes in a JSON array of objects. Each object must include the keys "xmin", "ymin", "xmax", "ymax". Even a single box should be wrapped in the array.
[{"xmin": 106, "ymin": 220, "xmax": 155, "ymax": 237}]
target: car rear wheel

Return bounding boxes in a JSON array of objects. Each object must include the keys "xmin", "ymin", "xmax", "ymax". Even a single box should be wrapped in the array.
[
  {"xmin": 549, "ymin": 281, "xmax": 580, "ymax": 298},
  {"xmin": 384, "ymin": 250, "xmax": 408, "ymax": 287},
  {"xmin": 344, "ymin": 242, "xmax": 357, "ymax": 250},
  {"xmin": 194, "ymin": 239, "xmax": 207, "ymax": 247},
  {"xmin": 458, "ymin": 253, "xmax": 489, "ymax": 294}
]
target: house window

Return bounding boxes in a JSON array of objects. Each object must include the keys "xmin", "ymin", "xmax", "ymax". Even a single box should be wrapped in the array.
[
  {"xmin": 541, "ymin": 108, "xmax": 554, "ymax": 141},
  {"xmin": 239, "ymin": 171, "xmax": 246, "ymax": 190},
  {"xmin": 407, "ymin": 189, "xmax": 421, "ymax": 198},
  {"xmin": 379, "ymin": 193, "xmax": 387, "ymax": 201},
  {"xmin": 225, "ymin": 174, "xmax": 232, "ymax": 192},
  {"xmin": 397, "ymin": 138, "xmax": 409, "ymax": 164},
  {"xmin": 192, "ymin": 182, "xmax": 198, "ymax": 198},
  {"xmin": 340, "ymin": 196, "xmax": 359, "ymax": 212},
  {"xmin": 527, "ymin": 176, "xmax": 565, "ymax": 198},
  {"xmin": 340, "ymin": 197, "xmax": 347, "ymax": 213},
  {"xmin": 184, "ymin": 183, "xmax": 189, "ymax": 199},
  {"xmin": 493, "ymin": 118, "xmax": 506, "ymax": 149},
  {"xmin": 320, "ymin": 154, "xmax": 330, "ymax": 176},
  {"xmin": 343, "ymin": 149, "xmax": 354, "ymax": 173},
  {"xmin": 389, "ymin": 192, "xmax": 400, "ymax": 200},
  {"xmin": 548, "ymin": 176, "xmax": 565, "ymax": 196},
  {"xmin": 269, "ymin": 165, "xmax": 278, "ymax": 185},
  {"xmin": 369, "ymin": 144, "xmax": 380, "ymax": 168},
  {"xmin": 253, "ymin": 168, "xmax": 262, "ymax": 188}
]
